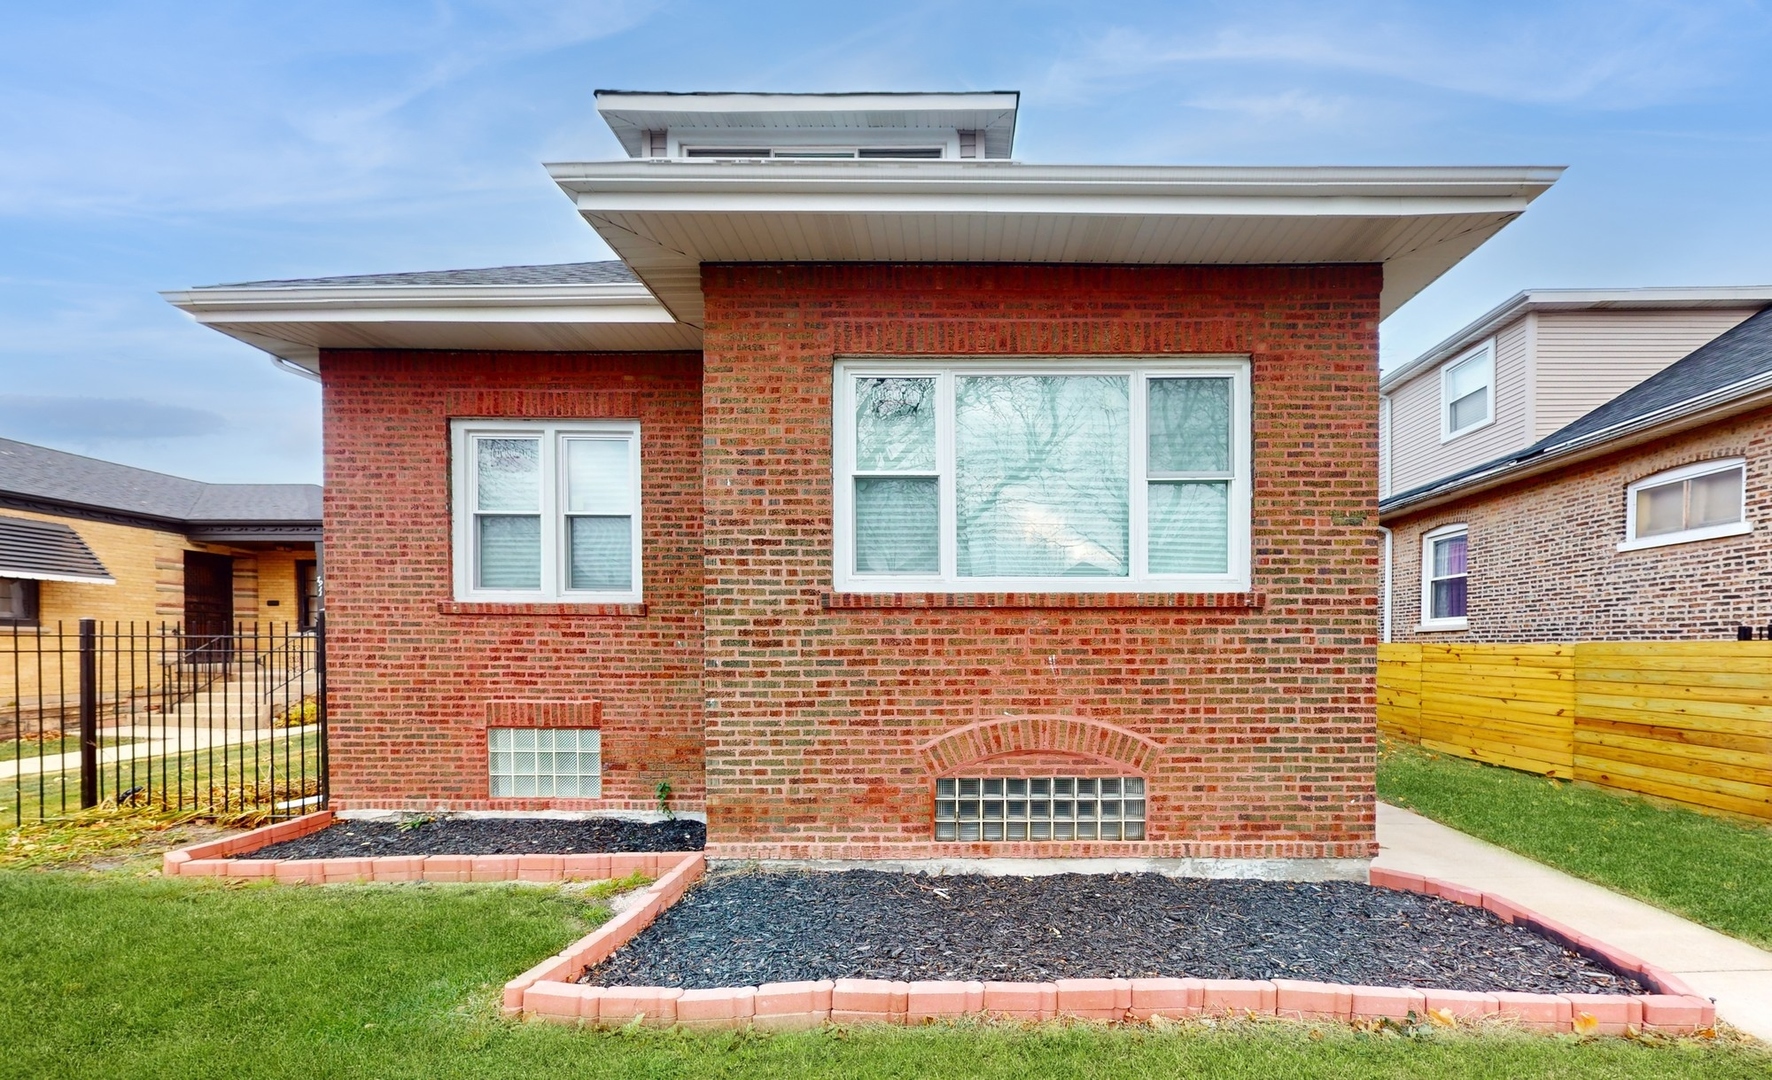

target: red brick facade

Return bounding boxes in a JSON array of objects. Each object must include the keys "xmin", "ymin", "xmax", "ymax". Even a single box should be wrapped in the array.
[
  {"xmin": 319, "ymin": 351, "xmax": 706, "ymax": 811},
  {"xmin": 320, "ymin": 263, "xmax": 1384, "ymax": 861},
  {"xmin": 1385, "ymin": 409, "xmax": 1772, "ymax": 642}
]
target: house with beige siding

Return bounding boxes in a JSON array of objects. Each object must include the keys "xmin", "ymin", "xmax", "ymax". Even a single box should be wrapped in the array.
[
  {"xmin": 1380, "ymin": 287, "xmax": 1772, "ymax": 500},
  {"xmin": 1379, "ymin": 303, "xmax": 1772, "ymax": 642}
]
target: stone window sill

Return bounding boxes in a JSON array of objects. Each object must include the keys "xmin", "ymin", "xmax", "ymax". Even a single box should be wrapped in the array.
[
  {"xmin": 437, "ymin": 602, "xmax": 648, "ymax": 617},
  {"xmin": 821, "ymin": 591, "xmax": 1263, "ymax": 611}
]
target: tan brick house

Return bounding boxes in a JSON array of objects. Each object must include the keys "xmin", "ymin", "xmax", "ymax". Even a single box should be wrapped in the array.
[
  {"xmin": 1381, "ymin": 306, "xmax": 1772, "ymax": 642},
  {"xmin": 0, "ymin": 437, "xmax": 322, "ymax": 635},
  {"xmin": 166, "ymin": 91, "xmax": 1560, "ymax": 873}
]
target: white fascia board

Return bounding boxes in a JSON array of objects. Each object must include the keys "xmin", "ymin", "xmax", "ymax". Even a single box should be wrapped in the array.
[
  {"xmin": 548, "ymin": 161, "xmax": 1562, "ymax": 203},
  {"xmin": 162, "ymin": 281, "xmax": 669, "ymax": 318},
  {"xmin": 596, "ymin": 91, "xmax": 1020, "ymax": 114},
  {"xmin": 2, "ymin": 568, "xmax": 117, "ymax": 585},
  {"xmin": 1379, "ymin": 285, "xmax": 1772, "ymax": 392}
]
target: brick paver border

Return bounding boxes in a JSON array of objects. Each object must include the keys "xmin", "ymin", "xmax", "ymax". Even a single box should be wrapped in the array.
[{"xmin": 160, "ymin": 816, "xmax": 1715, "ymax": 1035}]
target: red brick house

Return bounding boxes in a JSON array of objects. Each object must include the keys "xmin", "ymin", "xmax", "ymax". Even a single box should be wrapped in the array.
[
  {"xmin": 166, "ymin": 91, "xmax": 1559, "ymax": 873},
  {"xmin": 1382, "ymin": 305, "xmax": 1772, "ymax": 642}
]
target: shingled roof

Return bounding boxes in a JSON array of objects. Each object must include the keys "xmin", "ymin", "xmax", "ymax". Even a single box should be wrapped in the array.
[
  {"xmin": 1382, "ymin": 305, "xmax": 1772, "ymax": 513},
  {"xmin": 209, "ymin": 261, "xmax": 638, "ymax": 289},
  {"xmin": 0, "ymin": 438, "xmax": 320, "ymax": 538}
]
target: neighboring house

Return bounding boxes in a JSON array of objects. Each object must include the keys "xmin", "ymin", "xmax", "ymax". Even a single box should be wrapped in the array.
[
  {"xmin": 1379, "ymin": 287, "xmax": 1772, "ymax": 499},
  {"xmin": 164, "ymin": 90, "xmax": 1559, "ymax": 869},
  {"xmin": 1380, "ymin": 306, "xmax": 1772, "ymax": 642},
  {"xmin": 0, "ymin": 437, "xmax": 323, "ymax": 634}
]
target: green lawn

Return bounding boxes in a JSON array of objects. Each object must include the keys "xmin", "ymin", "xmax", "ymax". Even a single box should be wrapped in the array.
[
  {"xmin": 1378, "ymin": 739, "xmax": 1772, "ymax": 949},
  {"xmin": 1, "ymin": 871, "xmax": 1767, "ymax": 1079}
]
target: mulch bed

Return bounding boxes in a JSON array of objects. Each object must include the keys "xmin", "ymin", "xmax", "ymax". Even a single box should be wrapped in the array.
[
  {"xmin": 581, "ymin": 870, "xmax": 1645, "ymax": 995},
  {"xmin": 241, "ymin": 817, "xmax": 705, "ymax": 859}
]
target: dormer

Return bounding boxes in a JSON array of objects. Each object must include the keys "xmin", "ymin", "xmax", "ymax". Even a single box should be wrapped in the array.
[{"xmin": 594, "ymin": 90, "xmax": 1020, "ymax": 161}]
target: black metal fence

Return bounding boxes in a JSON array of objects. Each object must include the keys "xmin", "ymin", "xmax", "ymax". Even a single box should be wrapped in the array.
[{"xmin": 3, "ymin": 618, "xmax": 326, "ymax": 826}]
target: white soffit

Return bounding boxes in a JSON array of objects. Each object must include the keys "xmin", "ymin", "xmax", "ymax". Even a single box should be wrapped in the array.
[
  {"xmin": 161, "ymin": 281, "xmax": 701, "ymax": 375},
  {"xmin": 595, "ymin": 91, "xmax": 1021, "ymax": 159},
  {"xmin": 547, "ymin": 161, "xmax": 1565, "ymax": 324}
]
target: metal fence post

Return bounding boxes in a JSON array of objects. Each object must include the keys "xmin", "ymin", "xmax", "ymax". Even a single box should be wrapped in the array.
[
  {"xmin": 315, "ymin": 611, "xmax": 328, "ymax": 807},
  {"xmin": 79, "ymin": 618, "xmax": 98, "ymax": 810}
]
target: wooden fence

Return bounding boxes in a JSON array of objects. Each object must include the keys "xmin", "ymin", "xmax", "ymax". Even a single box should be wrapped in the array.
[{"xmin": 1379, "ymin": 642, "xmax": 1772, "ymax": 821}]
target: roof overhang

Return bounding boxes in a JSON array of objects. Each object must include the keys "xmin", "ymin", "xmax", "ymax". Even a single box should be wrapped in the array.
[
  {"xmin": 1379, "ymin": 370, "xmax": 1772, "ymax": 520},
  {"xmin": 161, "ymin": 280, "xmax": 702, "ymax": 377},
  {"xmin": 547, "ymin": 161, "xmax": 1563, "ymax": 325},
  {"xmin": 1380, "ymin": 285, "xmax": 1772, "ymax": 392},
  {"xmin": 595, "ymin": 90, "xmax": 1021, "ymax": 159}
]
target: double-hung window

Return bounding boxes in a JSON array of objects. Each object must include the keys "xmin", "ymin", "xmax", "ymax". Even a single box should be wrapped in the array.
[
  {"xmin": 1419, "ymin": 525, "xmax": 1469, "ymax": 630},
  {"xmin": 1621, "ymin": 458, "xmax": 1750, "ymax": 551},
  {"xmin": 833, "ymin": 359, "xmax": 1252, "ymax": 593},
  {"xmin": 451, "ymin": 420, "xmax": 641, "ymax": 603},
  {"xmin": 1441, "ymin": 342, "xmax": 1494, "ymax": 440}
]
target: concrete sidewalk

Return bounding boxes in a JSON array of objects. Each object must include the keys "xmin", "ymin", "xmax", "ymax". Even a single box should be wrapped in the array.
[{"xmin": 1375, "ymin": 801, "xmax": 1772, "ymax": 1040}]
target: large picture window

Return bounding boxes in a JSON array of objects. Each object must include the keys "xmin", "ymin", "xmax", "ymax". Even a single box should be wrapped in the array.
[
  {"xmin": 1621, "ymin": 458, "xmax": 1750, "ymax": 551},
  {"xmin": 833, "ymin": 360, "xmax": 1252, "ymax": 593},
  {"xmin": 450, "ymin": 420, "xmax": 641, "ymax": 603}
]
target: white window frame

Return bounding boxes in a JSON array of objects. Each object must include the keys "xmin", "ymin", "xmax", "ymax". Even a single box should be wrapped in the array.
[
  {"xmin": 1418, "ymin": 523, "xmax": 1470, "ymax": 632},
  {"xmin": 1440, "ymin": 340, "xmax": 1495, "ymax": 442},
  {"xmin": 1619, "ymin": 458, "xmax": 1751, "ymax": 552},
  {"xmin": 450, "ymin": 420, "xmax": 642, "ymax": 603},
  {"xmin": 831, "ymin": 357, "xmax": 1253, "ymax": 594}
]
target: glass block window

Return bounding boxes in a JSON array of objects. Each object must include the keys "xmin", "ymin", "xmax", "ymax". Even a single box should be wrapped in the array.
[
  {"xmin": 934, "ymin": 776, "xmax": 1146, "ymax": 841},
  {"xmin": 488, "ymin": 728, "xmax": 601, "ymax": 798}
]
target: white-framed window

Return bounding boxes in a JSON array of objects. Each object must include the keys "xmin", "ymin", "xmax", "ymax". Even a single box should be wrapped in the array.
[
  {"xmin": 1441, "ymin": 341, "xmax": 1494, "ymax": 441},
  {"xmin": 1419, "ymin": 524, "xmax": 1469, "ymax": 631},
  {"xmin": 1620, "ymin": 458, "xmax": 1751, "ymax": 552},
  {"xmin": 832, "ymin": 358, "xmax": 1253, "ymax": 593},
  {"xmin": 450, "ymin": 420, "xmax": 641, "ymax": 603}
]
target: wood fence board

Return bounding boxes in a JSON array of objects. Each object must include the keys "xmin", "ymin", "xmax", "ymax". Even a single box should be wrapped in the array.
[{"xmin": 1382, "ymin": 640, "xmax": 1772, "ymax": 820}]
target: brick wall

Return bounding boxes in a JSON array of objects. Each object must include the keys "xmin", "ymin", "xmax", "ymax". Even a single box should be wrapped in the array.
[
  {"xmin": 1386, "ymin": 409, "xmax": 1772, "ymax": 642},
  {"xmin": 699, "ymin": 263, "xmax": 1382, "ymax": 860},
  {"xmin": 318, "ymin": 350, "xmax": 706, "ymax": 812}
]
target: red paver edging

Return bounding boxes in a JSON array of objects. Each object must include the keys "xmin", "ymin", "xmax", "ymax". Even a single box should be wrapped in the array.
[
  {"xmin": 517, "ymin": 864, "xmax": 1716, "ymax": 1035},
  {"xmin": 162, "ymin": 811, "xmax": 701, "ymax": 887}
]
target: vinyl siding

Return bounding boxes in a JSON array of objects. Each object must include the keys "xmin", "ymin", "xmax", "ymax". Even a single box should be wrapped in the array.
[
  {"xmin": 1532, "ymin": 308, "xmax": 1760, "ymax": 438},
  {"xmin": 1386, "ymin": 318, "xmax": 1532, "ymax": 493}
]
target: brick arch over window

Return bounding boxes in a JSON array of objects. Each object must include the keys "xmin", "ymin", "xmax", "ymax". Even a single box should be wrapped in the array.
[{"xmin": 916, "ymin": 716, "xmax": 1162, "ymax": 777}]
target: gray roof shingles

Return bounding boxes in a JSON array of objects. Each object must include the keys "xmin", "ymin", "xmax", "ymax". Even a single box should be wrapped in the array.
[
  {"xmin": 0, "ymin": 438, "xmax": 320, "ymax": 525},
  {"xmin": 208, "ymin": 261, "xmax": 638, "ymax": 290},
  {"xmin": 1382, "ymin": 305, "xmax": 1772, "ymax": 510}
]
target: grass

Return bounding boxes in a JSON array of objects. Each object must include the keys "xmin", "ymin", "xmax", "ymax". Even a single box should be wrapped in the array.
[
  {"xmin": 1, "ymin": 726, "xmax": 321, "ymax": 826},
  {"xmin": 0, "ymin": 734, "xmax": 129, "ymax": 761},
  {"xmin": 1, "ymin": 870, "xmax": 1768, "ymax": 1079},
  {"xmin": 1378, "ymin": 738, "xmax": 1772, "ymax": 949}
]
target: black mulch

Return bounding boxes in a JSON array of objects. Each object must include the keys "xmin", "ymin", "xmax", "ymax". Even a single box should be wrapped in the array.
[
  {"xmin": 240, "ymin": 818, "xmax": 705, "ymax": 859},
  {"xmin": 581, "ymin": 870, "xmax": 1645, "ymax": 995}
]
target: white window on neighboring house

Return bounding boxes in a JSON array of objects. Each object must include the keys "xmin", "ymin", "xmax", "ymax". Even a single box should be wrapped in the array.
[
  {"xmin": 1441, "ymin": 342, "xmax": 1494, "ymax": 440},
  {"xmin": 1419, "ymin": 525, "xmax": 1469, "ymax": 631},
  {"xmin": 832, "ymin": 359, "xmax": 1253, "ymax": 593},
  {"xmin": 450, "ymin": 420, "xmax": 641, "ymax": 603},
  {"xmin": 1621, "ymin": 458, "xmax": 1751, "ymax": 551}
]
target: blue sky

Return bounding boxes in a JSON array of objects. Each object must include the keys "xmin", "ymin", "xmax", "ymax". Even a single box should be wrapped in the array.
[{"xmin": 2, "ymin": 0, "xmax": 1769, "ymax": 484}]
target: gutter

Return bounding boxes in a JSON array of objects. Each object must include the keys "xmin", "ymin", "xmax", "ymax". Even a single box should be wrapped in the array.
[{"xmin": 1379, "ymin": 370, "xmax": 1772, "ymax": 520}]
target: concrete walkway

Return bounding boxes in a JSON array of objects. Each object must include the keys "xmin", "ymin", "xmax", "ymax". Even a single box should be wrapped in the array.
[{"xmin": 1375, "ymin": 801, "xmax": 1772, "ymax": 1040}]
